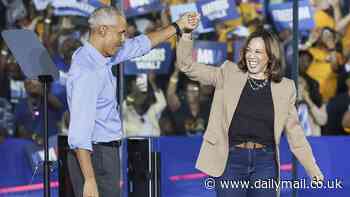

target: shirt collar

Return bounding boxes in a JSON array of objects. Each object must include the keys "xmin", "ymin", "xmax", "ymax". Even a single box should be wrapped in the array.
[{"xmin": 84, "ymin": 41, "xmax": 111, "ymax": 66}]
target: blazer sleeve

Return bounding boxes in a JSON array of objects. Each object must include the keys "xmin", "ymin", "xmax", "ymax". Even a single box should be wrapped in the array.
[
  {"xmin": 285, "ymin": 80, "xmax": 324, "ymax": 180},
  {"xmin": 176, "ymin": 36, "xmax": 224, "ymax": 88}
]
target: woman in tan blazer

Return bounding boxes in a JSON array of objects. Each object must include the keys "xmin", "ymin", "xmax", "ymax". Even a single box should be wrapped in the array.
[{"xmin": 176, "ymin": 19, "xmax": 323, "ymax": 197}]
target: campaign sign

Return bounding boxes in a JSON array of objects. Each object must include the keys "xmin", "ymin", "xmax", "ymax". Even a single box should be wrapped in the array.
[
  {"xmin": 196, "ymin": 0, "xmax": 240, "ymax": 29},
  {"xmin": 232, "ymin": 38, "xmax": 246, "ymax": 63},
  {"xmin": 193, "ymin": 41, "xmax": 227, "ymax": 66},
  {"xmin": 170, "ymin": 3, "xmax": 214, "ymax": 34},
  {"xmin": 51, "ymin": 0, "xmax": 110, "ymax": 17},
  {"xmin": 268, "ymin": 0, "xmax": 315, "ymax": 32},
  {"xmin": 124, "ymin": 43, "xmax": 173, "ymax": 75},
  {"xmin": 123, "ymin": 0, "xmax": 164, "ymax": 17}
]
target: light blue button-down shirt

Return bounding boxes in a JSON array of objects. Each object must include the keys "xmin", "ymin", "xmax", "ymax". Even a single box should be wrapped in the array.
[{"xmin": 67, "ymin": 34, "xmax": 152, "ymax": 151}]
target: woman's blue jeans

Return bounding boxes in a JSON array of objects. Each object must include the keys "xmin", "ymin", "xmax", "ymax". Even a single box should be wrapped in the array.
[{"xmin": 214, "ymin": 145, "xmax": 278, "ymax": 197}]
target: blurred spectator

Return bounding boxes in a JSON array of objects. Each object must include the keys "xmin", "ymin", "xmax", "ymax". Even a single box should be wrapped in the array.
[
  {"xmin": 53, "ymin": 37, "xmax": 82, "ymax": 86},
  {"xmin": 304, "ymin": 27, "xmax": 344, "ymax": 102},
  {"xmin": 58, "ymin": 110, "xmax": 70, "ymax": 135},
  {"xmin": 0, "ymin": 45, "xmax": 10, "ymax": 100},
  {"xmin": 0, "ymin": 1, "xmax": 5, "ymax": 29},
  {"xmin": 324, "ymin": 74, "xmax": 350, "ymax": 135},
  {"xmin": 123, "ymin": 73, "xmax": 166, "ymax": 137},
  {"xmin": 297, "ymin": 51, "xmax": 327, "ymax": 136},
  {"xmin": 341, "ymin": 108, "xmax": 350, "ymax": 134},
  {"xmin": 337, "ymin": 56, "xmax": 350, "ymax": 95},
  {"xmin": 166, "ymin": 66, "xmax": 210, "ymax": 135},
  {"xmin": 0, "ymin": 97, "xmax": 14, "ymax": 138},
  {"xmin": 299, "ymin": 51, "xmax": 323, "ymax": 105},
  {"xmin": 2, "ymin": 0, "xmax": 27, "ymax": 27},
  {"xmin": 4, "ymin": 55, "xmax": 26, "ymax": 104},
  {"xmin": 126, "ymin": 19, "xmax": 140, "ymax": 38},
  {"xmin": 312, "ymin": 0, "xmax": 350, "ymax": 31},
  {"xmin": 14, "ymin": 80, "xmax": 66, "ymax": 144}
]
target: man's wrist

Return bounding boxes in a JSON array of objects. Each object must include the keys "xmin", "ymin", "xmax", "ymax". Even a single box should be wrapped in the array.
[{"xmin": 85, "ymin": 177, "xmax": 97, "ymax": 182}]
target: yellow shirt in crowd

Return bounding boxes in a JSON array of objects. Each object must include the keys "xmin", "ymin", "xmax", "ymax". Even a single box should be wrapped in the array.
[
  {"xmin": 314, "ymin": 10, "xmax": 335, "ymax": 29},
  {"xmin": 307, "ymin": 47, "xmax": 342, "ymax": 102}
]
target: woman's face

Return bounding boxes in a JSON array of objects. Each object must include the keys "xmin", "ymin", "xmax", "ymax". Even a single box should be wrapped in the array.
[
  {"xmin": 321, "ymin": 29, "xmax": 336, "ymax": 49},
  {"xmin": 245, "ymin": 37, "xmax": 269, "ymax": 76}
]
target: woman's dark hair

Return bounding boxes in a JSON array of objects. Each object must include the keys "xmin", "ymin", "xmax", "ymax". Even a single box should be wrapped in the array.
[
  {"xmin": 125, "ymin": 76, "xmax": 156, "ymax": 115},
  {"xmin": 238, "ymin": 28, "xmax": 283, "ymax": 82}
]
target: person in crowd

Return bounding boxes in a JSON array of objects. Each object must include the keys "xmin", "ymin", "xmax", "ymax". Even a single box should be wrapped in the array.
[
  {"xmin": 4, "ymin": 55, "xmax": 27, "ymax": 105},
  {"xmin": 14, "ymin": 79, "xmax": 66, "ymax": 145},
  {"xmin": 123, "ymin": 73, "xmax": 166, "ymax": 137},
  {"xmin": 304, "ymin": 27, "xmax": 344, "ymax": 102},
  {"xmin": 324, "ymin": 73, "xmax": 350, "ymax": 135},
  {"xmin": 297, "ymin": 50, "xmax": 327, "ymax": 136},
  {"xmin": 166, "ymin": 66, "xmax": 210, "ymax": 135},
  {"xmin": 0, "ymin": 97, "xmax": 14, "ymax": 139},
  {"xmin": 177, "ymin": 15, "xmax": 323, "ymax": 196},
  {"xmin": 0, "ymin": 44, "xmax": 10, "ymax": 100}
]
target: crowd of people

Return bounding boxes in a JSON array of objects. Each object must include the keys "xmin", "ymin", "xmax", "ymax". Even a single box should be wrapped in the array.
[{"xmin": 0, "ymin": 0, "xmax": 349, "ymax": 147}]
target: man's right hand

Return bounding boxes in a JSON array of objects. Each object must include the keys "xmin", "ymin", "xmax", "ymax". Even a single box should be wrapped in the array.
[{"xmin": 83, "ymin": 178, "xmax": 99, "ymax": 197}]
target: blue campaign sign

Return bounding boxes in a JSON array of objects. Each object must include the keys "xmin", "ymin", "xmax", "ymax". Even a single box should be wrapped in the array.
[
  {"xmin": 123, "ymin": 0, "xmax": 164, "ymax": 17},
  {"xmin": 170, "ymin": 3, "xmax": 214, "ymax": 34},
  {"xmin": 268, "ymin": 0, "xmax": 315, "ymax": 32},
  {"xmin": 52, "ymin": 0, "xmax": 110, "ymax": 17},
  {"xmin": 232, "ymin": 38, "xmax": 246, "ymax": 63},
  {"xmin": 196, "ymin": 0, "xmax": 240, "ymax": 29},
  {"xmin": 193, "ymin": 41, "xmax": 227, "ymax": 66},
  {"xmin": 124, "ymin": 43, "xmax": 173, "ymax": 75}
]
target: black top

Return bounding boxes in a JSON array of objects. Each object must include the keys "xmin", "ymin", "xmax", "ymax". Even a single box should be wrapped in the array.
[
  {"xmin": 323, "ymin": 93, "xmax": 350, "ymax": 135},
  {"xmin": 229, "ymin": 79, "xmax": 275, "ymax": 147},
  {"xmin": 171, "ymin": 100, "xmax": 210, "ymax": 135}
]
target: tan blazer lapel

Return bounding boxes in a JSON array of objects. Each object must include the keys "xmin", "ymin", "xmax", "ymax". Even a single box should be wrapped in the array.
[
  {"xmin": 271, "ymin": 81, "xmax": 286, "ymax": 144},
  {"xmin": 224, "ymin": 70, "xmax": 248, "ymax": 132}
]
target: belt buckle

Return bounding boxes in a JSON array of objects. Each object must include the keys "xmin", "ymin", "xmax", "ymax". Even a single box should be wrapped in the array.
[
  {"xmin": 109, "ymin": 140, "xmax": 120, "ymax": 147},
  {"xmin": 246, "ymin": 141, "xmax": 253, "ymax": 149}
]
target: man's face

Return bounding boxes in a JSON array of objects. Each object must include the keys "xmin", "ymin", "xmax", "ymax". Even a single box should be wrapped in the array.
[
  {"xmin": 24, "ymin": 80, "xmax": 42, "ymax": 97},
  {"xmin": 102, "ymin": 15, "xmax": 127, "ymax": 57},
  {"xmin": 186, "ymin": 83, "xmax": 200, "ymax": 104},
  {"xmin": 321, "ymin": 28, "xmax": 336, "ymax": 49}
]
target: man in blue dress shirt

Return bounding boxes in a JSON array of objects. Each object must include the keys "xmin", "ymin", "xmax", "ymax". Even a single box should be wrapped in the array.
[{"xmin": 66, "ymin": 6, "xmax": 199, "ymax": 197}]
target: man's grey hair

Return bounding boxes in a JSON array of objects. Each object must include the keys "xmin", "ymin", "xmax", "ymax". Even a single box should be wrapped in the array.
[{"xmin": 88, "ymin": 7, "xmax": 123, "ymax": 28}]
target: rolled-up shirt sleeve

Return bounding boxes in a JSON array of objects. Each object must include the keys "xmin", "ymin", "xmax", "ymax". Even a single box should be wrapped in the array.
[
  {"xmin": 111, "ymin": 34, "xmax": 152, "ymax": 64},
  {"xmin": 68, "ymin": 71, "xmax": 100, "ymax": 151}
]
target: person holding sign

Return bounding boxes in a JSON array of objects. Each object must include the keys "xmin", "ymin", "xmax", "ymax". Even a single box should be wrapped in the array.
[
  {"xmin": 177, "ymin": 14, "xmax": 324, "ymax": 197},
  {"xmin": 66, "ymin": 6, "xmax": 197, "ymax": 197}
]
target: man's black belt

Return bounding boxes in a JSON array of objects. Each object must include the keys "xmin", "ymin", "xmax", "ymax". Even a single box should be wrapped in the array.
[{"xmin": 94, "ymin": 140, "xmax": 121, "ymax": 147}]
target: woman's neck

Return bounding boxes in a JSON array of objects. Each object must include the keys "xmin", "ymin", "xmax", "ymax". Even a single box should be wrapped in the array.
[{"xmin": 248, "ymin": 73, "xmax": 268, "ymax": 80}]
